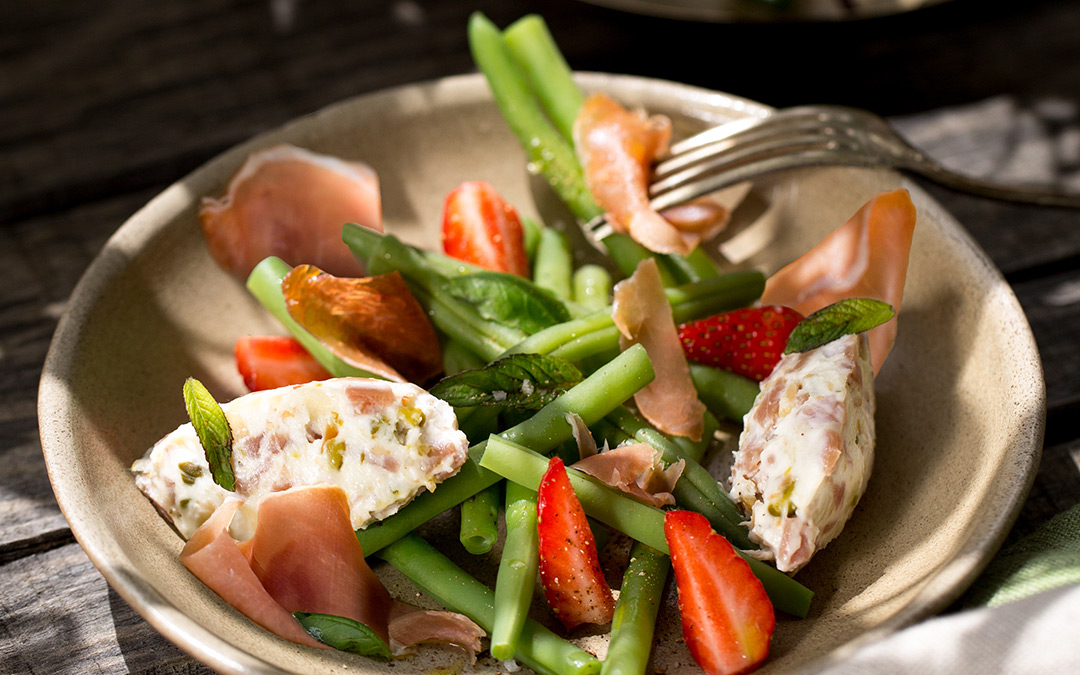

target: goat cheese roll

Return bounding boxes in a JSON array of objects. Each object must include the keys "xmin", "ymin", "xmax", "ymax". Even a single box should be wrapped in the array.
[
  {"xmin": 132, "ymin": 378, "xmax": 469, "ymax": 540},
  {"xmin": 730, "ymin": 333, "xmax": 875, "ymax": 573}
]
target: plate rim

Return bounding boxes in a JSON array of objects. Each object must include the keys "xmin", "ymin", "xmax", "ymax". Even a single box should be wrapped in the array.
[{"xmin": 37, "ymin": 71, "xmax": 1046, "ymax": 675}]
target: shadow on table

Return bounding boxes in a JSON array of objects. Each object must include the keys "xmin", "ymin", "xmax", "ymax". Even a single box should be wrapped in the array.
[{"xmin": 108, "ymin": 585, "xmax": 211, "ymax": 674}]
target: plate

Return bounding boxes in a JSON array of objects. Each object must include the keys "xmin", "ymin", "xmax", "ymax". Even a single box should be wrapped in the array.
[
  {"xmin": 578, "ymin": 0, "xmax": 952, "ymax": 23},
  {"xmin": 38, "ymin": 73, "xmax": 1044, "ymax": 674}
]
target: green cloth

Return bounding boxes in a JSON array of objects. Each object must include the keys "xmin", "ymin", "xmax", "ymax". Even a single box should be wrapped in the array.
[{"xmin": 961, "ymin": 503, "xmax": 1080, "ymax": 609}]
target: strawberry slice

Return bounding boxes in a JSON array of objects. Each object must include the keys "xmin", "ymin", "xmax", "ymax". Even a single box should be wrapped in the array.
[
  {"xmin": 678, "ymin": 306, "xmax": 803, "ymax": 381},
  {"xmin": 665, "ymin": 510, "xmax": 775, "ymax": 675},
  {"xmin": 441, "ymin": 180, "xmax": 529, "ymax": 277},
  {"xmin": 235, "ymin": 336, "xmax": 332, "ymax": 392},
  {"xmin": 536, "ymin": 456, "xmax": 616, "ymax": 631}
]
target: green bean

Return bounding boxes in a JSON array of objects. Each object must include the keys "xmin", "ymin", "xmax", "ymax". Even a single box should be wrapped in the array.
[
  {"xmin": 534, "ymin": 227, "xmax": 574, "ymax": 301},
  {"xmin": 690, "ymin": 363, "xmax": 761, "ymax": 423},
  {"xmin": 479, "ymin": 436, "xmax": 813, "ymax": 618},
  {"xmin": 572, "ymin": 264, "xmax": 611, "ymax": 312},
  {"xmin": 491, "ymin": 482, "xmax": 539, "ymax": 661},
  {"xmin": 671, "ymin": 409, "xmax": 719, "ymax": 465},
  {"xmin": 600, "ymin": 233, "xmax": 677, "ymax": 286},
  {"xmin": 460, "ymin": 481, "xmax": 502, "ymax": 555},
  {"xmin": 523, "ymin": 215, "xmax": 544, "ymax": 263},
  {"xmin": 483, "ymin": 435, "xmax": 668, "ymax": 552},
  {"xmin": 507, "ymin": 270, "xmax": 765, "ymax": 362},
  {"xmin": 468, "ymin": 12, "xmax": 602, "ymax": 223},
  {"xmin": 602, "ymin": 543, "xmax": 668, "ymax": 675},
  {"xmin": 443, "ymin": 339, "xmax": 486, "ymax": 375},
  {"xmin": 377, "ymin": 534, "xmax": 599, "ymax": 675},
  {"xmin": 354, "ymin": 343, "xmax": 654, "ymax": 555},
  {"xmin": 503, "ymin": 14, "xmax": 583, "ymax": 143},
  {"xmin": 245, "ymin": 257, "xmax": 379, "ymax": 379}
]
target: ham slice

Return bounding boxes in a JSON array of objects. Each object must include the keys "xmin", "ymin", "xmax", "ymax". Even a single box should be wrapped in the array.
[
  {"xmin": 612, "ymin": 259, "xmax": 705, "ymax": 441},
  {"xmin": 761, "ymin": 189, "xmax": 917, "ymax": 375},
  {"xmin": 572, "ymin": 443, "xmax": 683, "ymax": 508},
  {"xmin": 179, "ymin": 496, "xmax": 328, "ymax": 648},
  {"xmin": 388, "ymin": 605, "xmax": 485, "ymax": 663},
  {"xmin": 281, "ymin": 265, "xmax": 443, "ymax": 384},
  {"xmin": 199, "ymin": 144, "xmax": 381, "ymax": 279},
  {"xmin": 180, "ymin": 485, "xmax": 485, "ymax": 658},
  {"xmin": 575, "ymin": 93, "xmax": 730, "ymax": 256},
  {"xmin": 239, "ymin": 485, "xmax": 393, "ymax": 645}
]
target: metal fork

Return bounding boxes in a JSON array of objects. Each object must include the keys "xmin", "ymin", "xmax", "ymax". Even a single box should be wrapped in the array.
[{"xmin": 586, "ymin": 104, "xmax": 1080, "ymax": 238}]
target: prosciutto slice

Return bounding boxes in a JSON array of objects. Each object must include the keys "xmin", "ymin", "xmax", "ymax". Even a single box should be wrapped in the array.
[
  {"xmin": 179, "ymin": 495, "xmax": 329, "ymax": 648},
  {"xmin": 199, "ymin": 144, "xmax": 381, "ymax": 279},
  {"xmin": 388, "ymin": 605, "xmax": 485, "ymax": 663},
  {"xmin": 761, "ymin": 189, "xmax": 917, "ymax": 375},
  {"xmin": 180, "ymin": 485, "xmax": 485, "ymax": 657},
  {"xmin": 612, "ymin": 259, "xmax": 705, "ymax": 441},
  {"xmin": 575, "ymin": 93, "xmax": 730, "ymax": 256},
  {"xmin": 572, "ymin": 443, "xmax": 683, "ymax": 508},
  {"xmin": 238, "ymin": 485, "xmax": 393, "ymax": 645}
]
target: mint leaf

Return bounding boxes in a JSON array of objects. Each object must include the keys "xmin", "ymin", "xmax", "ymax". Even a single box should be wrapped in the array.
[
  {"xmin": 784, "ymin": 298, "xmax": 895, "ymax": 354},
  {"xmin": 182, "ymin": 377, "xmax": 235, "ymax": 491},
  {"xmin": 446, "ymin": 272, "xmax": 570, "ymax": 335},
  {"xmin": 429, "ymin": 353, "xmax": 582, "ymax": 409},
  {"xmin": 292, "ymin": 612, "xmax": 392, "ymax": 660}
]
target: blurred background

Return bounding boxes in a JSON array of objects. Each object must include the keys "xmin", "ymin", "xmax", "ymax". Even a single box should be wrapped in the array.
[{"xmin": 3, "ymin": 0, "xmax": 1080, "ymax": 671}]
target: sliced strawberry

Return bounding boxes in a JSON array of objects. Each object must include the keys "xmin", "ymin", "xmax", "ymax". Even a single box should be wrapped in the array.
[
  {"xmin": 441, "ymin": 180, "xmax": 529, "ymax": 277},
  {"xmin": 678, "ymin": 306, "xmax": 803, "ymax": 381},
  {"xmin": 665, "ymin": 510, "xmax": 775, "ymax": 675},
  {"xmin": 536, "ymin": 456, "xmax": 615, "ymax": 631},
  {"xmin": 235, "ymin": 336, "xmax": 332, "ymax": 392}
]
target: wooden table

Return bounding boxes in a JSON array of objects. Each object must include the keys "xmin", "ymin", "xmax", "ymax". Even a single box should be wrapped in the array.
[{"xmin": 4, "ymin": 0, "xmax": 1079, "ymax": 671}]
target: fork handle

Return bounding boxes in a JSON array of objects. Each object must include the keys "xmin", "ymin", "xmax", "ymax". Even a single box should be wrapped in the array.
[{"xmin": 906, "ymin": 159, "xmax": 1080, "ymax": 209}]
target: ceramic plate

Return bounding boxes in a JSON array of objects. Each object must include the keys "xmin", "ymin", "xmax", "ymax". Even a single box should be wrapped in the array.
[
  {"xmin": 578, "ymin": 0, "xmax": 951, "ymax": 22},
  {"xmin": 39, "ymin": 73, "xmax": 1044, "ymax": 674}
]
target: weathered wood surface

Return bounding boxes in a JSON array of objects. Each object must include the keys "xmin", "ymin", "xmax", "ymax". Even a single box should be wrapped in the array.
[{"xmin": 3, "ymin": 0, "xmax": 1080, "ymax": 672}]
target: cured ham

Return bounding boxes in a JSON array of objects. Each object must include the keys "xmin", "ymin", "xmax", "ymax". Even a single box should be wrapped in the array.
[
  {"xmin": 179, "ymin": 497, "xmax": 327, "ymax": 648},
  {"xmin": 181, "ymin": 485, "xmax": 485, "ymax": 657},
  {"xmin": 612, "ymin": 258, "xmax": 705, "ymax": 441},
  {"xmin": 574, "ymin": 93, "xmax": 730, "ymax": 256},
  {"xmin": 388, "ymin": 606, "xmax": 486, "ymax": 663},
  {"xmin": 731, "ymin": 334, "xmax": 876, "ymax": 573},
  {"xmin": 281, "ymin": 264, "xmax": 443, "ymax": 384},
  {"xmin": 199, "ymin": 144, "xmax": 381, "ymax": 279},
  {"xmin": 761, "ymin": 189, "xmax": 917, "ymax": 375},
  {"xmin": 132, "ymin": 378, "xmax": 469, "ymax": 540},
  {"xmin": 572, "ymin": 443, "xmax": 683, "ymax": 508},
  {"xmin": 240, "ymin": 486, "xmax": 393, "ymax": 645}
]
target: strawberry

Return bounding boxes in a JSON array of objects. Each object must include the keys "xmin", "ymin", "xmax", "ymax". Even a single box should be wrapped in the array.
[
  {"xmin": 536, "ymin": 456, "xmax": 616, "ymax": 631},
  {"xmin": 235, "ymin": 336, "xmax": 332, "ymax": 392},
  {"xmin": 678, "ymin": 306, "xmax": 803, "ymax": 381},
  {"xmin": 441, "ymin": 180, "xmax": 529, "ymax": 277},
  {"xmin": 665, "ymin": 510, "xmax": 775, "ymax": 675}
]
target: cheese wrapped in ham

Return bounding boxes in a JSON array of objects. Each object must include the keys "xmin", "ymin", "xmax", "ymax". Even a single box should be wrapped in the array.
[
  {"xmin": 132, "ymin": 378, "xmax": 468, "ymax": 540},
  {"xmin": 731, "ymin": 333, "xmax": 875, "ymax": 573}
]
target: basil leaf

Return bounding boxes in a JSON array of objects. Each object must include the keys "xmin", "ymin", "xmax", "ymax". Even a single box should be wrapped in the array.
[
  {"xmin": 430, "ymin": 353, "xmax": 582, "ymax": 410},
  {"xmin": 292, "ymin": 612, "xmax": 392, "ymax": 660},
  {"xmin": 785, "ymin": 298, "xmax": 895, "ymax": 354},
  {"xmin": 446, "ymin": 272, "xmax": 571, "ymax": 335},
  {"xmin": 182, "ymin": 377, "xmax": 235, "ymax": 491}
]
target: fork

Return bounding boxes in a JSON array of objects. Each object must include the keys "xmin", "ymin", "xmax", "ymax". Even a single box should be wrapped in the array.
[{"xmin": 586, "ymin": 104, "xmax": 1080, "ymax": 239}]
